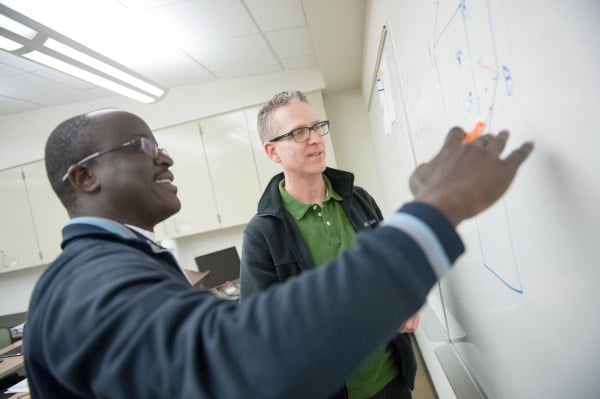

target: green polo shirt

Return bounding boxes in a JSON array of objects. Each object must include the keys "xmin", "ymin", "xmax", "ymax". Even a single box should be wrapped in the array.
[{"xmin": 279, "ymin": 176, "xmax": 399, "ymax": 399}]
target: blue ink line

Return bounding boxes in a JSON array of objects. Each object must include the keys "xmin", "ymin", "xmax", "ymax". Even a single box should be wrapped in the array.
[
  {"xmin": 461, "ymin": 0, "xmax": 485, "ymax": 117},
  {"xmin": 485, "ymin": 0, "xmax": 500, "ymax": 125},
  {"xmin": 502, "ymin": 65, "xmax": 513, "ymax": 96},
  {"xmin": 482, "ymin": 262, "xmax": 524, "ymax": 294},
  {"xmin": 474, "ymin": 208, "xmax": 524, "ymax": 294},
  {"xmin": 430, "ymin": 48, "xmax": 450, "ymax": 126},
  {"xmin": 433, "ymin": 2, "xmax": 462, "ymax": 48},
  {"xmin": 502, "ymin": 198, "xmax": 524, "ymax": 292},
  {"xmin": 455, "ymin": 49, "xmax": 463, "ymax": 65}
]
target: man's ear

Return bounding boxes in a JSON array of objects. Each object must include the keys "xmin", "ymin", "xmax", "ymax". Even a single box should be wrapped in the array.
[
  {"xmin": 69, "ymin": 165, "xmax": 100, "ymax": 192},
  {"xmin": 263, "ymin": 141, "xmax": 281, "ymax": 163}
]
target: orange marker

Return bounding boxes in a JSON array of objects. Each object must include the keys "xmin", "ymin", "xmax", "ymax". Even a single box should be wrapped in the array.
[{"xmin": 463, "ymin": 107, "xmax": 492, "ymax": 144}]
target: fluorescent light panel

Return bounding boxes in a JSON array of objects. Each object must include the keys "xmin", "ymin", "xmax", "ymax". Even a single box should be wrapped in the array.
[
  {"xmin": 0, "ymin": 4, "xmax": 165, "ymax": 103},
  {"xmin": 0, "ymin": 36, "xmax": 22, "ymax": 51},
  {"xmin": 44, "ymin": 39, "xmax": 164, "ymax": 97},
  {"xmin": 24, "ymin": 51, "xmax": 156, "ymax": 103},
  {"xmin": 0, "ymin": 13, "xmax": 36, "ymax": 38}
]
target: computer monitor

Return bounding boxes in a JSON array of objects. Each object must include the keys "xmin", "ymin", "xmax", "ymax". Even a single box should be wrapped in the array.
[{"xmin": 194, "ymin": 246, "xmax": 240, "ymax": 289}]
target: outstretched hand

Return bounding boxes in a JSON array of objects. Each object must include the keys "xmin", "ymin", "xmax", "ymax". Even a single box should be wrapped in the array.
[{"xmin": 409, "ymin": 127, "xmax": 534, "ymax": 225}]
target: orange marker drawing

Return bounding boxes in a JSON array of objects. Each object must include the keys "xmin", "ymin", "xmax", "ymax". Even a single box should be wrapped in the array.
[{"xmin": 463, "ymin": 107, "xmax": 492, "ymax": 144}]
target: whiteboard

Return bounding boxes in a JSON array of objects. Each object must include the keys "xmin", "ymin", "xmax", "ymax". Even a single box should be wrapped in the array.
[{"xmin": 368, "ymin": 1, "xmax": 600, "ymax": 398}]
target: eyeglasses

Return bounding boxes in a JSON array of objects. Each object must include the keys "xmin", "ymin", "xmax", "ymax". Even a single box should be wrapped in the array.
[
  {"xmin": 61, "ymin": 137, "xmax": 166, "ymax": 182},
  {"xmin": 269, "ymin": 120, "xmax": 330, "ymax": 143}
]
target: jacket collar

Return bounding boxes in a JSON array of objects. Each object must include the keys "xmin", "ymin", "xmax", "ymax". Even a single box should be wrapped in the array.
[
  {"xmin": 61, "ymin": 217, "xmax": 152, "ymax": 249},
  {"xmin": 60, "ymin": 217, "xmax": 193, "ymax": 285},
  {"xmin": 257, "ymin": 167, "xmax": 355, "ymax": 216}
]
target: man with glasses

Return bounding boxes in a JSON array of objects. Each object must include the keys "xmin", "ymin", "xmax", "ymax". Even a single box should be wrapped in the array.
[
  {"xmin": 240, "ymin": 90, "xmax": 420, "ymax": 399},
  {"xmin": 60, "ymin": 136, "xmax": 166, "ymax": 182},
  {"xmin": 25, "ymin": 107, "xmax": 532, "ymax": 398}
]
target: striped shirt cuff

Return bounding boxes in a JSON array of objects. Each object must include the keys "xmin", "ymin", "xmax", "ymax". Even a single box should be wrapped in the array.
[{"xmin": 383, "ymin": 202, "xmax": 464, "ymax": 278}]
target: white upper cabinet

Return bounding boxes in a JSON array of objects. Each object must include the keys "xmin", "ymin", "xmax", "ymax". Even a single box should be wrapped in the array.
[
  {"xmin": 0, "ymin": 167, "xmax": 40, "ymax": 273},
  {"xmin": 199, "ymin": 111, "xmax": 262, "ymax": 229},
  {"xmin": 22, "ymin": 160, "xmax": 69, "ymax": 264},
  {"xmin": 244, "ymin": 106, "xmax": 282, "ymax": 191},
  {"xmin": 154, "ymin": 121, "xmax": 220, "ymax": 239}
]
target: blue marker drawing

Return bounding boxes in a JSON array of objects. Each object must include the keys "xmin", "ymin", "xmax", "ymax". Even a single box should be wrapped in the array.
[
  {"xmin": 456, "ymin": 49, "xmax": 463, "ymax": 64},
  {"xmin": 429, "ymin": 0, "xmax": 522, "ymax": 294},
  {"xmin": 502, "ymin": 65, "xmax": 513, "ymax": 95}
]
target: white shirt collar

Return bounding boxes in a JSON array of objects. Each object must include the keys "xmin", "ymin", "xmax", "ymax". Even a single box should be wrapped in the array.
[{"xmin": 126, "ymin": 224, "xmax": 156, "ymax": 241}]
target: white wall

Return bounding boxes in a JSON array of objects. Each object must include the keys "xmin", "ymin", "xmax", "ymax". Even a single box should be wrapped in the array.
[{"xmin": 323, "ymin": 88, "xmax": 385, "ymax": 210}]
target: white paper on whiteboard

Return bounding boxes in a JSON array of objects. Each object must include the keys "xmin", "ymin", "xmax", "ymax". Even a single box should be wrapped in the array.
[{"xmin": 376, "ymin": 57, "xmax": 397, "ymax": 135}]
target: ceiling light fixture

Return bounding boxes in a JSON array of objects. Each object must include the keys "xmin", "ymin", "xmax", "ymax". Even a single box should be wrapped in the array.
[{"xmin": 0, "ymin": 3, "xmax": 166, "ymax": 104}]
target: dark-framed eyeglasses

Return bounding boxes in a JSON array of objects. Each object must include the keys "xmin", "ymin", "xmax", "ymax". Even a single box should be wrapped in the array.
[
  {"xmin": 61, "ymin": 137, "xmax": 166, "ymax": 182},
  {"xmin": 269, "ymin": 120, "xmax": 330, "ymax": 143}
]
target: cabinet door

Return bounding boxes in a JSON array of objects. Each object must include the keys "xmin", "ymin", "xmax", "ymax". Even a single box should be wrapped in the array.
[
  {"xmin": 154, "ymin": 121, "xmax": 220, "ymax": 238},
  {"xmin": 0, "ymin": 167, "xmax": 40, "ymax": 272},
  {"xmin": 244, "ymin": 106, "xmax": 282, "ymax": 191},
  {"xmin": 22, "ymin": 160, "xmax": 69, "ymax": 263},
  {"xmin": 200, "ymin": 111, "xmax": 261, "ymax": 228}
]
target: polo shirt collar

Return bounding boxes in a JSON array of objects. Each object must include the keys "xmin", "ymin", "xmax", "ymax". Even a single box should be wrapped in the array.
[{"xmin": 279, "ymin": 174, "xmax": 343, "ymax": 220}]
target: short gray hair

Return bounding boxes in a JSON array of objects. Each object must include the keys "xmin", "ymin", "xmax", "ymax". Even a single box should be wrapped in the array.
[{"xmin": 256, "ymin": 90, "xmax": 308, "ymax": 143}]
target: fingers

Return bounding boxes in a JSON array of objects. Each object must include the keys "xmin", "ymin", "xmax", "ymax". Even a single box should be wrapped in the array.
[
  {"xmin": 409, "ymin": 164, "xmax": 426, "ymax": 195},
  {"xmin": 481, "ymin": 130, "xmax": 509, "ymax": 156},
  {"xmin": 445, "ymin": 127, "xmax": 466, "ymax": 146},
  {"xmin": 503, "ymin": 141, "xmax": 535, "ymax": 169}
]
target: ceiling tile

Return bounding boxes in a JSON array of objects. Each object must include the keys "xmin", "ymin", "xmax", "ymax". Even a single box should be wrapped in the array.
[
  {"xmin": 0, "ymin": 0, "xmax": 363, "ymax": 117},
  {"xmin": 147, "ymin": 60, "xmax": 216, "ymax": 88},
  {"xmin": 281, "ymin": 54, "xmax": 318, "ymax": 69},
  {"xmin": 266, "ymin": 26, "xmax": 314, "ymax": 58},
  {"xmin": 211, "ymin": 59, "xmax": 281, "ymax": 79},
  {"xmin": 117, "ymin": 0, "xmax": 186, "ymax": 12},
  {"xmin": 1, "ymin": 74, "xmax": 98, "ymax": 105},
  {"xmin": 0, "ymin": 51, "xmax": 46, "ymax": 73},
  {"xmin": 134, "ymin": 0, "xmax": 257, "ymax": 50},
  {"xmin": 245, "ymin": 0, "xmax": 306, "ymax": 31},
  {"xmin": 190, "ymin": 35, "xmax": 280, "ymax": 74},
  {"xmin": 0, "ymin": 96, "xmax": 42, "ymax": 115},
  {"xmin": 0, "ymin": 63, "xmax": 24, "ymax": 78}
]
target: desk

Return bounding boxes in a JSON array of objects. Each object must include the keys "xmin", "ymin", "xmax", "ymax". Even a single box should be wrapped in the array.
[
  {"xmin": 0, "ymin": 342, "xmax": 25, "ymax": 398},
  {"xmin": 0, "ymin": 342, "xmax": 23, "ymax": 380}
]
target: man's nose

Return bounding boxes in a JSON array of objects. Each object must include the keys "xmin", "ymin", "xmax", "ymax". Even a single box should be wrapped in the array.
[{"xmin": 307, "ymin": 129, "xmax": 322, "ymax": 144}]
